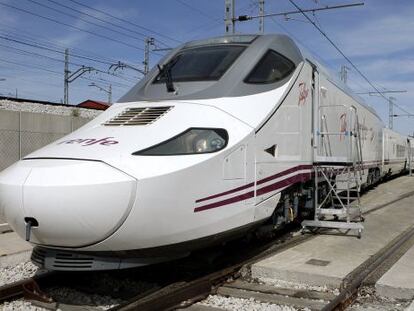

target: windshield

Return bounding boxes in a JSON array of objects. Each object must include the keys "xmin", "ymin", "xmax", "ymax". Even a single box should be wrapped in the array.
[{"xmin": 153, "ymin": 45, "xmax": 246, "ymax": 83}]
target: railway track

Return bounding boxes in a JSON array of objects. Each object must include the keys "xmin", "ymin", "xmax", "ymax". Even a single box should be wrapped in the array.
[
  {"xmin": 0, "ymin": 224, "xmax": 310, "ymax": 310},
  {"xmin": 193, "ymin": 224, "xmax": 414, "ymax": 311},
  {"xmin": 1, "ymin": 188, "xmax": 414, "ymax": 311}
]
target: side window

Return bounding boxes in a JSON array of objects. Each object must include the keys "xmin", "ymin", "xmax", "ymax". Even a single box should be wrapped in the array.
[{"xmin": 245, "ymin": 50, "xmax": 296, "ymax": 84}]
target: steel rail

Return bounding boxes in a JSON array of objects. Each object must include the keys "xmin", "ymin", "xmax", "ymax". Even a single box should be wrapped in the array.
[
  {"xmin": 323, "ymin": 224, "xmax": 414, "ymax": 311},
  {"xmin": 110, "ymin": 230, "xmax": 312, "ymax": 311},
  {"xmin": 0, "ymin": 271, "xmax": 56, "ymax": 304}
]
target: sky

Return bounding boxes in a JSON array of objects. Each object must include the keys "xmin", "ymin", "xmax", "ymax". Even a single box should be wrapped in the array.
[{"xmin": 0, "ymin": 0, "xmax": 413, "ymax": 135}]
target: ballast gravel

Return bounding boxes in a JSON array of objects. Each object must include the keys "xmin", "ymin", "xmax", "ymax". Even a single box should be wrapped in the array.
[
  {"xmin": 0, "ymin": 261, "xmax": 122, "ymax": 310},
  {"xmin": 2, "ymin": 300, "xmax": 47, "ymax": 311},
  {"xmin": 199, "ymin": 295, "xmax": 310, "ymax": 311},
  {"xmin": 348, "ymin": 286, "xmax": 411, "ymax": 311},
  {"xmin": 0, "ymin": 261, "xmax": 39, "ymax": 287},
  {"xmin": 0, "ymin": 99, "xmax": 102, "ymax": 119},
  {"xmin": 0, "ymin": 262, "xmax": 44, "ymax": 310},
  {"xmin": 255, "ymin": 277, "xmax": 340, "ymax": 295},
  {"xmin": 48, "ymin": 287, "xmax": 121, "ymax": 310}
]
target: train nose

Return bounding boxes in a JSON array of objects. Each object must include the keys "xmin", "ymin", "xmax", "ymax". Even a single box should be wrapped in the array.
[{"xmin": 0, "ymin": 159, "xmax": 136, "ymax": 247}]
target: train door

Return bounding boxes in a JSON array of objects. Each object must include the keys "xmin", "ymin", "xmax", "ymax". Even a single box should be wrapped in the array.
[
  {"xmin": 311, "ymin": 64, "xmax": 319, "ymax": 163},
  {"xmin": 253, "ymin": 62, "xmax": 314, "ymax": 222}
]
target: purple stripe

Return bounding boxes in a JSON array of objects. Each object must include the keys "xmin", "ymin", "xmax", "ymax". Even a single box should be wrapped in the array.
[
  {"xmin": 256, "ymin": 173, "xmax": 310, "ymax": 196},
  {"xmin": 194, "ymin": 191, "xmax": 255, "ymax": 212},
  {"xmin": 196, "ymin": 164, "xmax": 312, "ymax": 203},
  {"xmin": 194, "ymin": 172, "xmax": 312, "ymax": 213},
  {"xmin": 195, "ymin": 182, "xmax": 254, "ymax": 203},
  {"xmin": 257, "ymin": 165, "xmax": 312, "ymax": 186},
  {"xmin": 194, "ymin": 158, "xmax": 396, "ymax": 212}
]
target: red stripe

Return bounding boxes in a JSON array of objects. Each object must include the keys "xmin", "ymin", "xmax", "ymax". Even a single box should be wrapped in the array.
[{"xmin": 195, "ymin": 164, "xmax": 312, "ymax": 203}]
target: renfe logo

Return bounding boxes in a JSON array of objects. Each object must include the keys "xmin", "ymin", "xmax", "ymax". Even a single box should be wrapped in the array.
[{"xmin": 58, "ymin": 137, "xmax": 119, "ymax": 147}]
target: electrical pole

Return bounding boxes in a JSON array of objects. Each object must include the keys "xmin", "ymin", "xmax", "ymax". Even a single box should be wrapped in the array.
[
  {"xmin": 89, "ymin": 83, "xmax": 112, "ymax": 104},
  {"xmin": 340, "ymin": 65, "xmax": 350, "ymax": 85},
  {"xmin": 64, "ymin": 51, "xmax": 95, "ymax": 105},
  {"xmin": 64, "ymin": 48, "xmax": 69, "ymax": 105},
  {"xmin": 389, "ymin": 96, "xmax": 395, "ymax": 129},
  {"xmin": 225, "ymin": 0, "xmax": 235, "ymax": 34},
  {"xmin": 143, "ymin": 37, "xmax": 155, "ymax": 75},
  {"xmin": 259, "ymin": 0, "xmax": 265, "ymax": 33}
]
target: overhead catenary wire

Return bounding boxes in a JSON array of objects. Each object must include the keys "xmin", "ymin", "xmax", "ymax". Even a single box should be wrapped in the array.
[
  {"xmin": 0, "ymin": 37, "xmax": 138, "ymax": 85},
  {"xmin": 42, "ymin": 0, "xmax": 159, "ymax": 42},
  {"xmin": 0, "ymin": 57, "xmax": 63, "ymax": 76},
  {"xmin": 0, "ymin": 42, "xmax": 85, "ymax": 67},
  {"xmin": 0, "ymin": 27, "xmax": 143, "ymax": 83},
  {"xmin": 0, "ymin": 35, "xmax": 142, "ymax": 82},
  {"xmin": 0, "ymin": 22, "xmax": 135, "ymax": 67},
  {"xmin": 24, "ymin": 0, "xmax": 153, "ymax": 44},
  {"xmin": 0, "ymin": 56, "xmax": 132, "ymax": 90},
  {"xmin": 288, "ymin": 0, "xmax": 414, "ymax": 121},
  {"xmin": 0, "ymin": 1, "xmax": 146, "ymax": 52},
  {"xmin": 174, "ymin": 0, "xmax": 218, "ymax": 22},
  {"xmin": 286, "ymin": 0, "xmax": 395, "ymax": 104},
  {"xmin": 0, "ymin": 34, "xmax": 112, "ymax": 66},
  {"xmin": 66, "ymin": 0, "xmax": 181, "ymax": 47}
]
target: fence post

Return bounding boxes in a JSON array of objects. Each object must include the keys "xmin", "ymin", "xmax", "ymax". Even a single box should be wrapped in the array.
[
  {"xmin": 18, "ymin": 111, "xmax": 21, "ymax": 159},
  {"xmin": 410, "ymin": 142, "xmax": 412, "ymax": 177}
]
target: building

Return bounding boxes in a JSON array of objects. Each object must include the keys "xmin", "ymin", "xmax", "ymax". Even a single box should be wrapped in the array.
[{"xmin": 77, "ymin": 99, "xmax": 110, "ymax": 110}]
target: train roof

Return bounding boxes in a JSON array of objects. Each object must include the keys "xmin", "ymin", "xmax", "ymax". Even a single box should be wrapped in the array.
[
  {"xmin": 297, "ymin": 46, "xmax": 382, "ymax": 121},
  {"xmin": 119, "ymin": 33, "xmax": 302, "ymax": 102},
  {"xmin": 119, "ymin": 33, "xmax": 382, "ymax": 122}
]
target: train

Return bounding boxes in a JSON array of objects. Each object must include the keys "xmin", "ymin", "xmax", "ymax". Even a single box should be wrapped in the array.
[{"xmin": 0, "ymin": 34, "xmax": 412, "ymax": 271}]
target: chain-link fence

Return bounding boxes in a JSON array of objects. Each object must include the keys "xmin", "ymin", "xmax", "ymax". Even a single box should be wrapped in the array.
[{"xmin": 0, "ymin": 110, "xmax": 92, "ymax": 171}]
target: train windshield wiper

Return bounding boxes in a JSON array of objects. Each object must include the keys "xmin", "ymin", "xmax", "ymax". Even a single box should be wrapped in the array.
[{"xmin": 157, "ymin": 59, "xmax": 178, "ymax": 93}]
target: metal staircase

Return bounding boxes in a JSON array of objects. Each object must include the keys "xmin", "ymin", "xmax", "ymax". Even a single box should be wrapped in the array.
[{"xmin": 302, "ymin": 105, "xmax": 365, "ymax": 238}]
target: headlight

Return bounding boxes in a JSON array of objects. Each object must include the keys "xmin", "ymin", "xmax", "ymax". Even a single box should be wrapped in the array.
[{"xmin": 133, "ymin": 128, "xmax": 228, "ymax": 156}]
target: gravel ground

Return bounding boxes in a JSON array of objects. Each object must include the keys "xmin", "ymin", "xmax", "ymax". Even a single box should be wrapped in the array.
[
  {"xmin": 254, "ymin": 277, "xmax": 340, "ymax": 295},
  {"xmin": 0, "ymin": 261, "xmax": 39, "ymax": 287},
  {"xmin": 2, "ymin": 299, "xmax": 48, "ymax": 311},
  {"xmin": 0, "ymin": 261, "xmax": 45, "ymax": 311},
  {"xmin": 348, "ymin": 286, "xmax": 411, "ymax": 311},
  {"xmin": 199, "ymin": 295, "xmax": 310, "ymax": 311},
  {"xmin": 48, "ymin": 287, "xmax": 122, "ymax": 310},
  {"xmin": 0, "ymin": 99, "xmax": 102, "ymax": 119},
  {"xmin": 0, "ymin": 260, "xmax": 160, "ymax": 311}
]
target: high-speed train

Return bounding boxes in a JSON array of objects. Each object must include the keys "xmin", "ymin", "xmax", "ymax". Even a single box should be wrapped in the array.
[{"xmin": 0, "ymin": 34, "xmax": 411, "ymax": 271}]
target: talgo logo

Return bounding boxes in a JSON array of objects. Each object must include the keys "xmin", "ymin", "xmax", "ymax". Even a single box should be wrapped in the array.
[
  {"xmin": 298, "ymin": 82, "xmax": 309, "ymax": 106},
  {"xmin": 58, "ymin": 137, "xmax": 119, "ymax": 146}
]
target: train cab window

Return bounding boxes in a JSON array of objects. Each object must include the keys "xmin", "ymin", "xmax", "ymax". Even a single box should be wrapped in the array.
[
  {"xmin": 153, "ymin": 45, "xmax": 246, "ymax": 83},
  {"xmin": 245, "ymin": 50, "xmax": 295, "ymax": 84}
]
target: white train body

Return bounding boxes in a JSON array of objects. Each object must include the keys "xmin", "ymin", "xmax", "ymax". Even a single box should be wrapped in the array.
[
  {"xmin": 0, "ymin": 34, "xmax": 409, "ymax": 270},
  {"xmin": 382, "ymin": 128, "xmax": 408, "ymax": 176}
]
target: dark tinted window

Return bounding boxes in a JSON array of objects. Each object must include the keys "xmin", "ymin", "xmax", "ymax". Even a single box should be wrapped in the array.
[
  {"xmin": 153, "ymin": 45, "xmax": 245, "ymax": 83},
  {"xmin": 245, "ymin": 50, "xmax": 295, "ymax": 84},
  {"xmin": 134, "ymin": 128, "xmax": 228, "ymax": 156}
]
